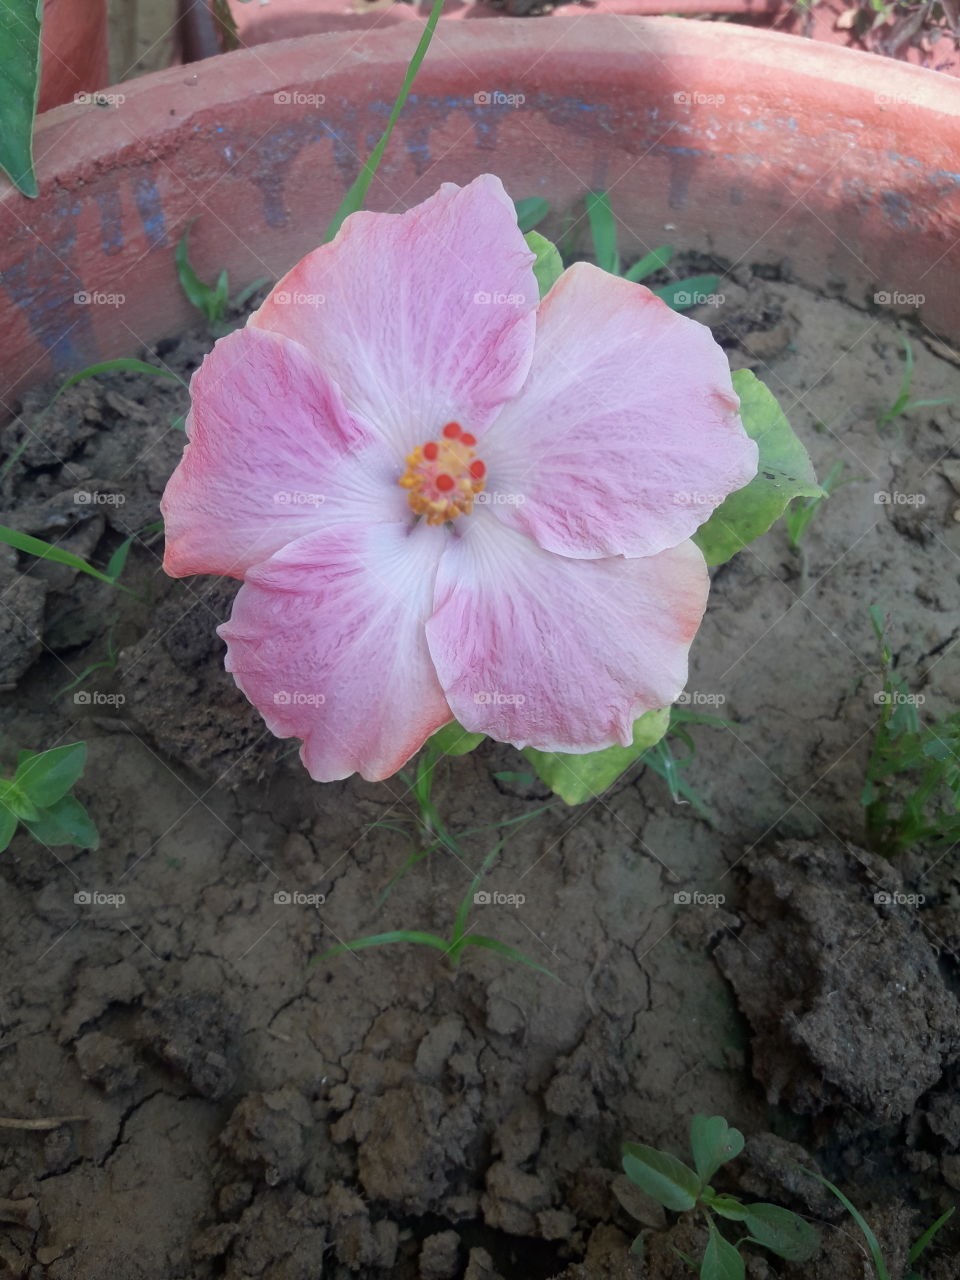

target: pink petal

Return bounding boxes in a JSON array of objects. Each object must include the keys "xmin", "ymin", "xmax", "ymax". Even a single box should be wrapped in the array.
[
  {"xmin": 162, "ymin": 324, "xmax": 406, "ymax": 579},
  {"xmin": 425, "ymin": 513, "xmax": 709, "ymax": 753},
  {"xmin": 219, "ymin": 522, "xmax": 450, "ymax": 782},
  {"xmin": 480, "ymin": 263, "xmax": 758, "ymax": 559},
  {"xmin": 250, "ymin": 175, "xmax": 538, "ymax": 457}
]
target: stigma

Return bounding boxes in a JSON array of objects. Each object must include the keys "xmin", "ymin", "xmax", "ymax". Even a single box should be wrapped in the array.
[{"xmin": 399, "ymin": 421, "xmax": 487, "ymax": 526}]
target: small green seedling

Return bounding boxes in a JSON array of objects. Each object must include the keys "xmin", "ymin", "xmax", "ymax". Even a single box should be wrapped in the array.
[
  {"xmin": 56, "ymin": 631, "xmax": 119, "ymax": 699},
  {"xmin": 622, "ymin": 1114, "xmax": 820, "ymax": 1276},
  {"xmin": 804, "ymin": 1170, "xmax": 953, "ymax": 1280},
  {"xmin": 175, "ymin": 226, "xmax": 268, "ymax": 330},
  {"xmin": 584, "ymin": 191, "xmax": 721, "ymax": 310},
  {"xmin": 784, "ymin": 460, "xmax": 849, "ymax": 549},
  {"xmin": 317, "ymin": 838, "xmax": 558, "ymax": 980},
  {"xmin": 641, "ymin": 708, "xmax": 730, "ymax": 822},
  {"xmin": 0, "ymin": 525, "xmax": 139, "ymax": 596},
  {"xmin": 877, "ymin": 336, "xmax": 951, "ymax": 434},
  {"xmin": 863, "ymin": 606, "xmax": 960, "ymax": 854},
  {"xmin": 0, "ymin": 742, "xmax": 98, "ymax": 852},
  {"xmin": 514, "ymin": 196, "xmax": 551, "ymax": 234}
]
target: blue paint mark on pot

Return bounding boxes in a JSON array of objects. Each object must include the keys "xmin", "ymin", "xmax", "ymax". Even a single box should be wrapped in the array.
[
  {"xmin": 0, "ymin": 194, "xmax": 87, "ymax": 373},
  {"xmin": 95, "ymin": 187, "xmax": 124, "ymax": 257},
  {"xmin": 880, "ymin": 189, "xmax": 912, "ymax": 229},
  {"xmin": 134, "ymin": 174, "xmax": 168, "ymax": 248}
]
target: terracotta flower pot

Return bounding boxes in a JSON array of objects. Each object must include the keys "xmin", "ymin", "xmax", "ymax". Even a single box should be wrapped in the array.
[
  {"xmin": 1, "ymin": 17, "xmax": 958, "ymax": 408},
  {"xmin": 224, "ymin": 0, "xmax": 781, "ymax": 41},
  {"xmin": 38, "ymin": 0, "xmax": 109, "ymax": 113}
]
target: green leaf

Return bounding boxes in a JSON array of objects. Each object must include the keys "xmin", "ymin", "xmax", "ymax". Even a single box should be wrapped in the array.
[
  {"xmin": 525, "ymin": 230, "xmax": 563, "ymax": 299},
  {"xmin": 742, "ymin": 1203, "xmax": 820, "ymax": 1263},
  {"xmin": 23, "ymin": 794, "xmax": 98, "ymax": 849},
  {"xmin": 315, "ymin": 930, "xmax": 451, "ymax": 963},
  {"xmin": 654, "ymin": 274, "xmax": 720, "ymax": 311},
  {"xmin": 14, "ymin": 742, "xmax": 86, "ymax": 807},
  {"xmin": 427, "ymin": 722, "xmax": 485, "ymax": 757},
  {"xmin": 690, "ymin": 1115, "xmax": 745, "ymax": 1183},
  {"xmin": 459, "ymin": 934, "xmax": 560, "ymax": 981},
  {"xmin": 693, "ymin": 369, "xmax": 821, "ymax": 567},
  {"xmin": 105, "ymin": 535, "xmax": 136, "ymax": 583},
  {"xmin": 324, "ymin": 0, "xmax": 445, "ymax": 241},
  {"xmin": 0, "ymin": 525, "xmax": 137, "ymax": 594},
  {"xmin": 701, "ymin": 1221, "xmax": 744, "ymax": 1280},
  {"xmin": 515, "ymin": 196, "xmax": 550, "ymax": 233},
  {"xmin": 231, "ymin": 276, "xmax": 270, "ymax": 311},
  {"xmin": 585, "ymin": 190, "xmax": 619, "ymax": 275},
  {"xmin": 0, "ymin": 0, "xmax": 42, "ymax": 197},
  {"xmin": 0, "ymin": 796, "xmax": 18, "ymax": 852},
  {"xmin": 704, "ymin": 1194, "xmax": 750, "ymax": 1221},
  {"xmin": 624, "ymin": 245, "xmax": 673, "ymax": 283},
  {"xmin": 176, "ymin": 227, "xmax": 225, "ymax": 324},
  {"xmin": 621, "ymin": 1142, "xmax": 701, "ymax": 1211},
  {"xmin": 524, "ymin": 708, "xmax": 670, "ymax": 805},
  {"xmin": 909, "ymin": 1206, "xmax": 955, "ymax": 1263},
  {"xmin": 52, "ymin": 359, "xmax": 182, "ymax": 406}
]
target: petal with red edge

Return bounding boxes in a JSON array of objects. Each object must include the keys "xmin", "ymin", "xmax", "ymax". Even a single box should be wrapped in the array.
[
  {"xmin": 250, "ymin": 175, "xmax": 537, "ymax": 458},
  {"xmin": 219, "ymin": 522, "xmax": 450, "ymax": 782},
  {"xmin": 481, "ymin": 262, "xmax": 758, "ymax": 559},
  {"xmin": 162, "ymin": 324, "xmax": 406, "ymax": 579},
  {"xmin": 426, "ymin": 513, "xmax": 708, "ymax": 753}
]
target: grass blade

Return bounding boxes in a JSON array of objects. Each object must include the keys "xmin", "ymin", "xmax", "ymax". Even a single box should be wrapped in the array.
[
  {"xmin": 585, "ymin": 191, "xmax": 619, "ymax": 275},
  {"xmin": 803, "ymin": 1171, "xmax": 890, "ymax": 1280},
  {"xmin": 514, "ymin": 197, "xmax": 550, "ymax": 233},
  {"xmin": 0, "ymin": 526, "xmax": 137, "ymax": 595},
  {"xmin": 314, "ymin": 930, "xmax": 450, "ymax": 963},
  {"xmin": 324, "ymin": 0, "xmax": 445, "ymax": 242},
  {"xmin": 53, "ymin": 359, "xmax": 183, "ymax": 403},
  {"xmin": 909, "ymin": 1206, "xmax": 955, "ymax": 1263},
  {"xmin": 460, "ymin": 934, "xmax": 560, "ymax": 980},
  {"xmin": 624, "ymin": 245, "xmax": 673, "ymax": 283}
]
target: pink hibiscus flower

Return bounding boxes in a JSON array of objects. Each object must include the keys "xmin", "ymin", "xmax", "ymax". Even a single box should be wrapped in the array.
[{"xmin": 161, "ymin": 175, "xmax": 757, "ymax": 783}]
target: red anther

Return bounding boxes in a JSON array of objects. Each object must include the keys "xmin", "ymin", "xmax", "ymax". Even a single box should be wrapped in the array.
[
  {"xmin": 436, "ymin": 473, "xmax": 455, "ymax": 492},
  {"xmin": 460, "ymin": 432, "xmax": 477, "ymax": 447},
  {"xmin": 469, "ymin": 460, "xmax": 486, "ymax": 480},
  {"xmin": 423, "ymin": 441, "xmax": 439, "ymax": 461},
  {"xmin": 442, "ymin": 422, "xmax": 462, "ymax": 440}
]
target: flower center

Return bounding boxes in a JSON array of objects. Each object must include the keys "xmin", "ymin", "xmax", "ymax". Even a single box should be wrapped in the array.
[{"xmin": 399, "ymin": 421, "xmax": 487, "ymax": 526}]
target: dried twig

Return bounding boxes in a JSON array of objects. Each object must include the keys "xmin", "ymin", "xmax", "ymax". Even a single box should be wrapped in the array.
[{"xmin": 0, "ymin": 1115, "xmax": 88, "ymax": 1130}]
